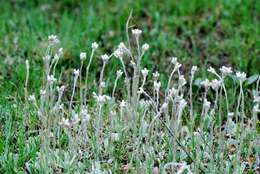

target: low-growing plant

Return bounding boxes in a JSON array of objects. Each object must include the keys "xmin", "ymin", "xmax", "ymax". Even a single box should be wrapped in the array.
[{"xmin": 5, "ymin": 20, "xmax": 259, "ymax": 173}]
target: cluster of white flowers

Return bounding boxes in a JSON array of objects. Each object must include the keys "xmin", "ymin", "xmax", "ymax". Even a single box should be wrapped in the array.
[
  {"xmin": 116, "ymin": 70, "xmax": 123, "ymax": 78},
  {"xmin": 47, "ymin": 75, "xmax": 57, "ymax": 84},
  {"xmin": 236, "ymin": 72, "xmax": 247, "ymax": 82},
  {"xmin": 91, "ymin": 42, "xmax": 99, "ymax": 50},
  {"xmin": 80, "ymin": 52, "xmax": 87, "ymax": 61},
  {"xmin": 220, "ymin": 66, "xmax": 232, "ymax": 76},
  {"xmin": 131, "ymin": 28, "xmax": 142, "ymax": 38},
  {"xmin": 101, "ymin": 54, "xmax": 109, "ymax": 62},
  {"xmin": 141, "ymin": 68, "xmax": 149, "ymax": 78},
  {"xmin": 142, "ymin": 43, "xmax": 149, "ymax": 52},
  {"xmin": 93, "ymin": 93, "xmax": 111, "ymax": 103},
  {"xmin": 73, "ymin": 69, "xmax": 80, "ymax": 76},
  {"xmin": 48, "ymin": 35, "xmax": 60, "ymax": 45}
]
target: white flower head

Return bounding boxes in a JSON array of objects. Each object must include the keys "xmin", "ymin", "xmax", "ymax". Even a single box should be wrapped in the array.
[
  {"xmin": 171, "ymin": 57, "xmax": 178, "ymax": 65},
  {"xmin": 132, "ymin": 28, "xmax": 142, "ymax": 38},
  {"xmin": 73, "ymin": 69, "xmax": 80, "ymax": 76},
  {"xmin": 40, "ymin": 89, "xmax": 46, "ymax": 96},
  {"xmin": 114, "ymin": 49, "xmax": 123, "ymax": 59},
  {"xmin": 203, "ymin": 99, "xmax": 211, "ymax": 109},
  {"xmin": 28, "ymin": 94, "xmax": 36, "ymax": 102},
  {"xmin": 57, "ymin": 85, "xmax": 65, "ymax": 93},
  {"xmin": 142, "ymin": 43, "xmax": 149, "ymax": 52},
  {"xmin": 220, "ymin": 66, "xmax": 232, "ymax": 76},
  {"xmin": 47, "ymin": 75, "xmax": 56, "ymax": 84},
  {"xmin": 81, "ymin": 109, "xmax": 90, "ymax": 123},
  {"xmin": 211, "ymin": 79, "xmax": 222, "ymax": 91},
  {"xmin": 48, "ymin": 35, "xmax": 59, "ymax": 45},
  {"xmin": 53, "ymin": 54, "xmax": 59, "ymax": 61},
  {"xmin": 93, "ymin": 93, "xmax": 111, "ymax": 103},
  {"xmin": 116, "ymin": 70, "xmax": 123, "ymax": 77},
  {"xmin": 120, "ymin": 100, "xmax": 127, "ymax": 108},
  {"xmin": 236, "ymin": 72, "xmax": 247, "ymax": 82},
  {"xmin": 152, "ymin": 71, "xmax": 160, "ymax": 79},
  {"xmin": 207, "ymin": 66, "xmax": 216, "ymax": 74},
  {"xmin": 100, "ymin": 81, "xmax": 106, "ymax": 88},
  {"xmin": 101, "ymin": 54, "xmax": 109, "ymax": 62},
  {"xmin": 91, "ymin": 42, "xmax": 99, "ymax": 49},
  {"xmin": 178, "ymin": 75, "xmax": 186, "ymax": 86},
  {"xmin": 153, "ymin": 81, "xmax": 161, "ymax": 91},
  {"xmin": 80, "ymin": 52, "xmax": 87, "ymax": 61},
  {"xmin": 191, "ymin": 66, "xmax": 198, "ymax": 75},
  {"xmin": 59, "ymin": 118, "xmax": 70, "ymax": 127},
  {"xmin": 58, "ymin": 47, "xmax": 63, "ymax": 56},
  {"xmin": 72, "ymin": 112, "xmax": 80, "ymax": 125},
  {"xmin": 141, "ymin": 68, "xmax": 149, "ymax": 78},
  {"xmin": 179, "ymin": 99, "xmax": 187, "ymax": 110}
]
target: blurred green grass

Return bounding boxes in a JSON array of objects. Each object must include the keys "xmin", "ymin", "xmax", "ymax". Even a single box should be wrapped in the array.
[{"xmin": 0, "ymin": 0, "xmax": 259, "ymax": 98}]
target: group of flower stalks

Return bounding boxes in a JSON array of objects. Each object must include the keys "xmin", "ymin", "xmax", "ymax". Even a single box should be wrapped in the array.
[{"xmin": 24, "ymin": 28, "xmax": 259, "ymax": 174}]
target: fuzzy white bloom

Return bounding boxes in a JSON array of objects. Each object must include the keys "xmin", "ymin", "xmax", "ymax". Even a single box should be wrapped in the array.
[
  {"xmin": 207, "ymin": 66, "xmax": 216, "ymax": 75},
  {"xmin": 201, "ymin": 79, "xmax": 211, "ymax": 88},
  {"xmin": 171, "ymin": 57, "xmax": 178, "ymax": 64},
  {"xmin": 100, "ymin": 81, "xmax": 106, "ymax": 88},
  {"xmin": 93, "ymin": 93, "xmax": 111, "ymax": 103},
  {"xmin": 60, "ymin": 118, "xmax": 70, "ymax": 127},
  {"xmin": 116, "ymin": 70, "xmax": 123, "ymax": 77},
  {"xmin": 114, "ymin": 49, "xmax": 124, "ymax": 59},
  {"xmin": 211, "ymin": 79, "xmax": 222, "ymax": 91},
  {"xmin": 178, "ymin": 75, "xmax": 186, "ymax": 86},
  {"xmin": 141, "ymin": 68, "xmax": 149, "ymax": 77},
  {"xmin": 91, "ymin": 42, "xmax": 99, "ymax": 49},
  {"xmin": 80, "ymin": 109, "xmax": 90, "ymax": 123},
  {"xmin": 53, "ymin": 54, "xmax": 59, "ymax": 61},
  {"xmin": 40, "ymin": 89, "xmax": 46, "ymax": 96},
  {"xmin": 47, "ymin": 75, "xmax": 56, "ymax": 84},
  {"xmin": 236, "ymin": 72, "xmax": 247, "ymax": 82},
  {"xmin": 28, "ymin": 94, "xmax": 36, "ymax": 102},
  {"xmin": 72, "ymin": 113, "xmax": 80, "ymax": 125},
  {"xmin": 120, "ymin": 100, "xmax": 127, "ymax": 108},
  {"xmin": 203, "ymin": 99, "xmax": 211, "ymax": 109},
  {"xmin": 220, "ymin": 66, "xmax": 232, "ymax": 76},
  {"xmin": 179, "ymin": 99, "xmax": 187, "ymax": 110},
  {"xmin": 73, "ymin": 69, "xmax": 80, "ymax": 76},
  {"xmin": 48, "ymin": 35, "xmax": 60, "ymax": 45},
  {"xmin": 101, "ymin": 54, "xmax": 109, "ymax": 62},
  {"xmin": 57, "ymin": 85, "xmax": 65, "ymax": 93},
  {"xmin": 80, "ymin": 52, "xmax": 86, "ymax": 61},
  {"xmin": 131, "ymin": 28, "xmax": 142, "ymax": 37},
  {"xmin": 142, "ymin": 43, "xmax": 149, "ymax": 52},
  {"xmin": 153, "ymin": 81, "xmax": 161, "ymax": 91},
  {"xmin": 191, "ymin": 66, "xmax": 198, "ymax": 75},
  {"xmin": 58, "ymin": 47, "xmax": 63, "ymax": 56},
  {"xmin": 152, "ymin": 71, "xmax": 160, "ymax": 79}
]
